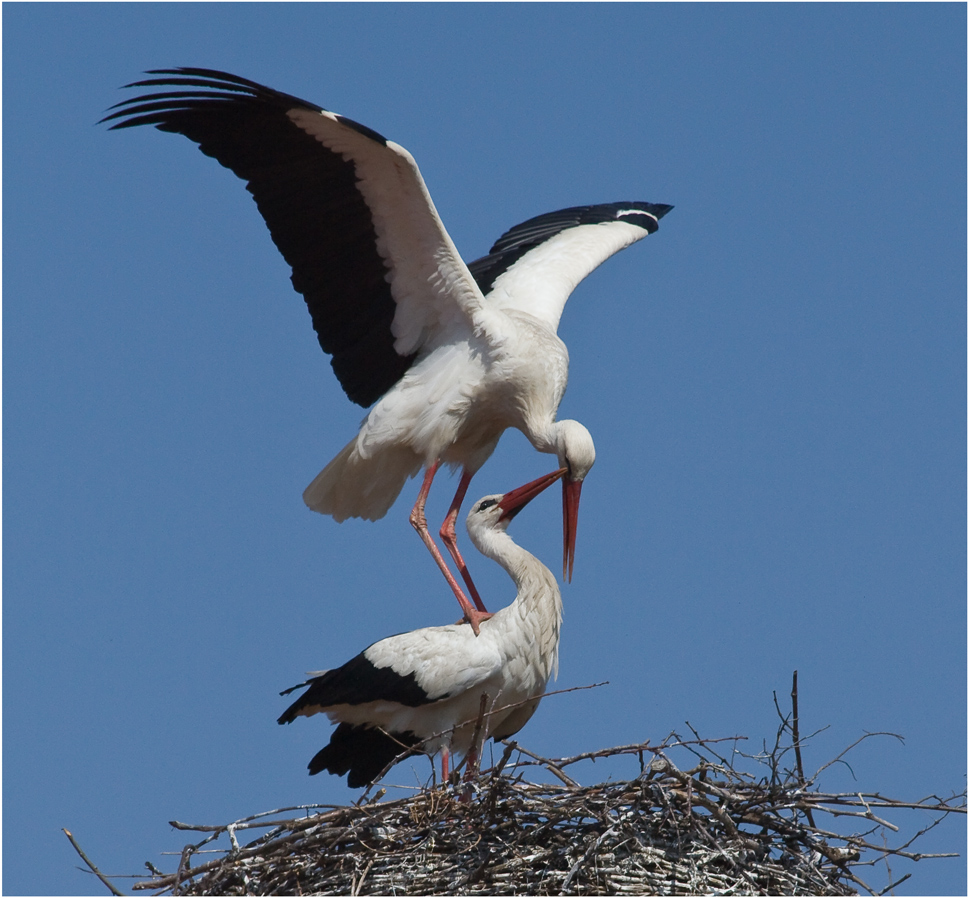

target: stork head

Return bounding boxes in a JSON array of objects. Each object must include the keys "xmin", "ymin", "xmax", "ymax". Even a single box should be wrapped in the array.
[
  {"xmin": 552, "ymin": 420, "xmax": 596, "ymax": 583},
  {"xmin": 466, "ymin": 468, "xmax": 566, "ymax": 555}
]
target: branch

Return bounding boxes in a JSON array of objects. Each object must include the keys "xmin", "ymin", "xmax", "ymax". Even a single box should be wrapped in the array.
[{"xmin": 62, "ymin": 829, "xmax": 124, "ymax": 896}]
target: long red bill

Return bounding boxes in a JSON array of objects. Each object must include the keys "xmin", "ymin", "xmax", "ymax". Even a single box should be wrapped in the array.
[
  {"xmin": 498, "ymin": 468, "xmax": 567, "ymax": 521},
  {"xmin": 562, "ymin": 477, "xmax": 582, "ymax": 582}
]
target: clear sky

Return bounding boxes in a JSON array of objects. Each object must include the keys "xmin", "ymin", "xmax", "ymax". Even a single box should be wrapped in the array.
[{"xmin": 4, "ymin": 3, "xmax": 965, "ymax": 895}]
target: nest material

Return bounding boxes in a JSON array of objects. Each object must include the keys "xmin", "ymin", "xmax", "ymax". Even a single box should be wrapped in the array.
[{"xmin": 125, "ymin": 726, "xmax": 964, "ymax": 896}]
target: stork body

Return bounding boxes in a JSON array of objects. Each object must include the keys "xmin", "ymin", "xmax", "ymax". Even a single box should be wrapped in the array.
[
  {"xmin": 102, "ymin": 69, "xmax": 672, "ymax": 628},
  {"xmin": 278, "ymin": 468, "xmax": 568, "ymax": 788}
]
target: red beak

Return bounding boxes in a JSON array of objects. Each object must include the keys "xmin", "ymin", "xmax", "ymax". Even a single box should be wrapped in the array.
[
  {"xmin": 562, "ymin": 476, "xmax": 582, "ymax": 582},
  {"xmin": 498, "ymin": 468, "xmax": 567, "ymax": 521}
]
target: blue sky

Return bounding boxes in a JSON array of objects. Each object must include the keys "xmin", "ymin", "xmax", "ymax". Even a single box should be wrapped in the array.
[{"xmin": 4, "ymin": 3, "xmax": 966, "ymax": 895}]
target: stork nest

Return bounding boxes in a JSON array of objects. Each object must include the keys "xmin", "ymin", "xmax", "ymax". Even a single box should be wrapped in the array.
[{"xmin": 98, "ymin": 684, "xmax": 963, "ymax": 898}]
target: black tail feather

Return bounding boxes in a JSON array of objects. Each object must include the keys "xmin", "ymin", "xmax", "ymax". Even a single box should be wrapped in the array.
[{"xmin": 308, "ymin": 723, "xmax": 422, "ymax": 787}]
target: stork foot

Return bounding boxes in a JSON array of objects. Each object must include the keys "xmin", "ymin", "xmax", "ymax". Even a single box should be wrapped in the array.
[{"xmin": 458, "ymin": 609, "xmax": 494, "ymax": 636}]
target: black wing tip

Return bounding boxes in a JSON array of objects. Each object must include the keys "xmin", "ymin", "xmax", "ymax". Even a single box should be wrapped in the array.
[
  {"xmin": 277, "ymin": 677, "xmax": 318, "ymax": 724},
  {"xmin": 475, "ymin": 198, "xmax": 670, "ymax": 259},
  {"xmin": 492, "ymin": 200, "xmax": 673, "ymax": 250},
  {"xmin": 525, "ymin": 200, "xmax": 673, "ymax": 224},
  {"xmin": 568, "ymin": 200, "xmax": 674, "ymax": 226},
  {"xmin": 609, "ymin": 201, "xmax": 673, "ymax": 232},
  {"xmin": 133, "ymin": 66, "xmax": 282, "ymax": 92},
  {"xmin": 101, "ymin": 66, "xmax": 393, "ymax": 146},
  {"xmin": 277, "ymin": 704, "xmax": 300, "ymax": 726},
  {"xmin": 279, "ymin": 679, "xmax": 310, "ymax": 699},
  {"xmin": 100, "ymin": 66, "xmax": 327, "ymax": 129}
]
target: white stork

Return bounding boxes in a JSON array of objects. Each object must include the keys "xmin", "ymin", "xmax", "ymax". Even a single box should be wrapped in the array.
[
  {"xmin": 102, "ymin": 68, "xmax": 672, "ymax": 632},
  {"xmin": 277, "ymin": 466, "xmax": 571, "ymax": 787}
]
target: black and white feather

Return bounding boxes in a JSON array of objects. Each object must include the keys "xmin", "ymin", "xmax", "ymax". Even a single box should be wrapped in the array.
[{"xmin": 277, "ymin": 469, "xmax": 566, "ymax": 787}]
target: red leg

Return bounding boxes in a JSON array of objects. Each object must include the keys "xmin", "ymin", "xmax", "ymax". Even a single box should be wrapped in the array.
[
  {"xmin": 410, "ymin": 462, "xmax": 491, "ymax": 635},
  {"xmin": 440, "ymin": 470, "xmax": 488, "ymax": 613},
  {"xmin": 440, "ymin": 744, "xmax": 450, "ymax": 783},
  {"xmin": 463, "ymin": 692, "xmax": 489, "ymax": 784},
  {"xmin": 457, "ymin": 743, "xmax": 477, "ymax": 801},
  {"xmin": 463, "ymin": 743, "xmax": 480, "ymax": 782}
]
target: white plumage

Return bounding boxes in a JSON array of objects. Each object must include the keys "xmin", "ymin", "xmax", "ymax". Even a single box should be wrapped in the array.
[
  {"xmin": 102, "ymin": 69, "xmax": 672, "ymax": 629},
  {"xmin": 277, "ymin": 467, "xmax": 572, "ymax": 787}
]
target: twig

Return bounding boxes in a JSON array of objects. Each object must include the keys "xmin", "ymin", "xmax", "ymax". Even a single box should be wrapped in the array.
[
  {"xmin": 489, "ymin": 740, "xmax": 518, "ymax": 781},
  {"xmin": 561, "ymin": 820, "xmax": 620, "ymax": 891},
  {"xmin": 791, "ymin": 670, "xmax": 817, "ymax": 832},
  {"xmin": 511, "ymin": 742, "xmax": 579, "ymax": 787},
  {"xmin": 62, "ymin": 829, "xmax": 125, "ymax": 896},
  {"xmin": 812, "ymin": 732, "xmax": 905, "ymax": 782},
  {"xmin": 878, "ymin": 871, "xmax": 911, "ymax": 895},
  {"xmin": 351, "ymin": 858, "xmax": 374, "ymax": 896},
  {"xmin": 684, "ymin": 720, "xmax": 742, "ymax": 770},
  {"xmin": 463, "ymin": 691, "xmax": 491, "ymax": 782},
  {"xmin": 517, "ymin": 735, "xmax": 747, "ymax": 774},
  {"xmin": 172, "ymin": 843, "xmax": 196, "ymax": 896},
  {"xmin": 856, "ymin": 792, "xmax": 900, "ymax": 831}
]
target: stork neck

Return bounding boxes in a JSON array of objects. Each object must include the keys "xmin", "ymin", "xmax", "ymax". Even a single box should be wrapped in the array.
[
  {"xmin": 471, "ymin": 527, "xmax": 559, "ymax": 617},
  {"xmin": 528, "ymin": 423, "xmax": 559, "ymax": 457}
]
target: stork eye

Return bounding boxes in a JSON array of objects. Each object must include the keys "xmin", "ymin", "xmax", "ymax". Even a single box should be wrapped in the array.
[{"xmin": 477, "ymin": 498, "xmax": 499, "ymax": 512}]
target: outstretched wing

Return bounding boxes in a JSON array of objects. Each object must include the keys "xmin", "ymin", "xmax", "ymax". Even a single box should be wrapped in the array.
[
  {"xmin": 102, "ymin": 67, "xmax": 484, "ymax": 406},
  {"xmin": 468, "ymin": 201, "xmax": 673, "ymax": 331}
]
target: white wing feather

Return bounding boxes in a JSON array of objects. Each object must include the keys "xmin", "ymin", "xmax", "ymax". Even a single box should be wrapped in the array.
[
  {"xmin": 286, "ymin": 109, "xmax": 486, "ymax": 354},
  {"xmin": 485, "ymin": 220, "xmax": 651, "ymax": 330},
  {"xmin": 367, "ymin": 624, "xmax": 505, "ymax": 700}
]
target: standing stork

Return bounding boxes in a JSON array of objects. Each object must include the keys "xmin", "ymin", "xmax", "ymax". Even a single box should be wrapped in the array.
[
  {"xmin": 102, "ymin": 68, "xmax": 672, "ymax": 632},
  {"xmin": 278, "ymin": 466, "xmax": 572, "ymax": 787}
]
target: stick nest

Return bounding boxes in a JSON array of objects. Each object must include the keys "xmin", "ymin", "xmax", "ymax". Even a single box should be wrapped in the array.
[{"xmin": 125, "ymin": 719, "xmax": 963, "ymax": 896}]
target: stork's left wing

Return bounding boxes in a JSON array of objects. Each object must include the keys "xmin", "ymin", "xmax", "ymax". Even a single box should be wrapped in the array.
[{"xmin": 469, "ymin": 201, "xmax": 673, "ymax": 330}]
